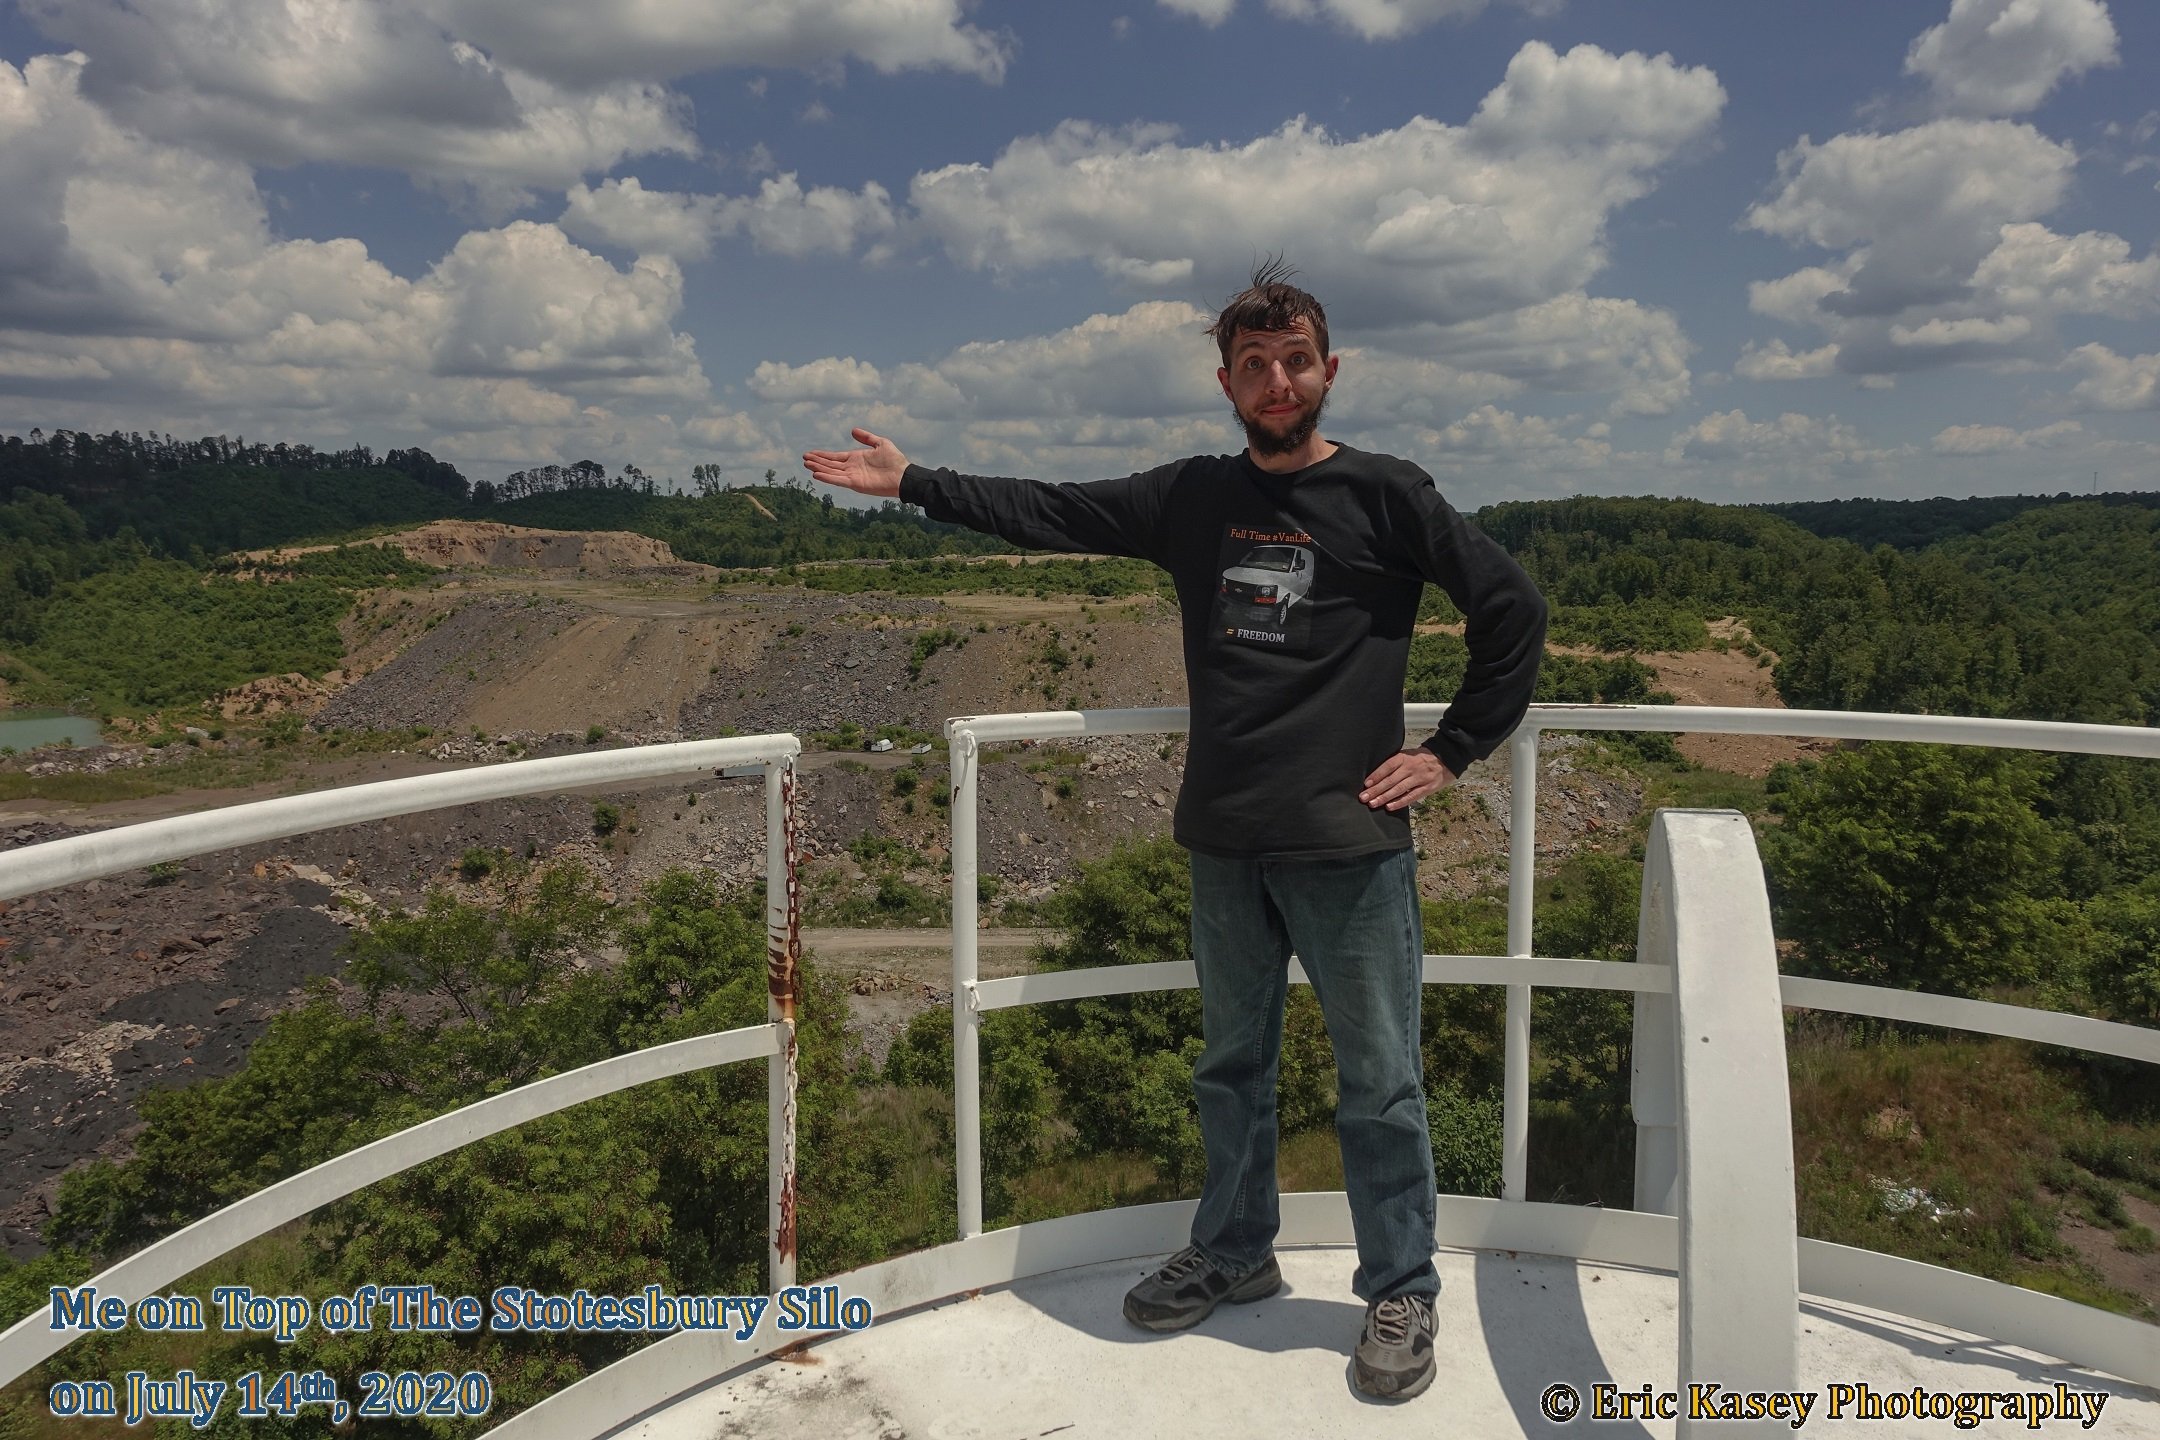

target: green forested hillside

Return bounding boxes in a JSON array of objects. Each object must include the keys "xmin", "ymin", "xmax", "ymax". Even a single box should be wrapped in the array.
[
  {"xmin": 0, "ymin": 429, "xmax": 470, "ymax": 555},
  {"xmin": 1760, "ymin": 490, "xmax": 2160, "ymax": 552},
  {"xmin": 52, "ymin": 464, "xmax": 465, "ymax": 558}
]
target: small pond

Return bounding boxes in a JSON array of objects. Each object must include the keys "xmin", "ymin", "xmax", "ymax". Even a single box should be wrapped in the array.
[{"xmin": 0, "ymin": 709, "xmax": 105, "ymax": 752}]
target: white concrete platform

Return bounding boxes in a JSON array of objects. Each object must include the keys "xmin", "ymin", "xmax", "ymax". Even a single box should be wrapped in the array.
[{"xmin": 617, "ymin": 1246, "xmax": 2160, "ymax": 1439}]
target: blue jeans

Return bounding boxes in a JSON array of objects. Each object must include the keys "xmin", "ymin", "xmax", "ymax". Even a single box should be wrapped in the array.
[{"xmin": 1186, "ymin": 846, "xmax": 1439, "ymax": 1303}]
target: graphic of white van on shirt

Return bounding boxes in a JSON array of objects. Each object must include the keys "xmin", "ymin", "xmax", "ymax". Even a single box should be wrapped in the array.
[{"xmin": 1217, "ymin": 543, "xmax": 1314, "ymax": 631}]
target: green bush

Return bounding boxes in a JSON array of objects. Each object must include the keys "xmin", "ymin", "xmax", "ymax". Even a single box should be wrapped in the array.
[
  {"xmin": 1763, "ymin": 744, "xmax": 2066, "ymax": 996},
  {"xmin": 908, "ymin": 627, "xmax": 965, "ymax": 680},
  {"xmin": 1427, "ymin": 1079, "xmax": 1503, "ymax": 1197},
  {"xmin": 848, "ymin": 832, "xmax": 911, "ymax": 867},
  {"xmin": 15, "ymin": 559, "xmax": 353, "ymax": 714},
  {"xmin": 591, "ymin": 802, "xmax": 622, "ymax": 836}
]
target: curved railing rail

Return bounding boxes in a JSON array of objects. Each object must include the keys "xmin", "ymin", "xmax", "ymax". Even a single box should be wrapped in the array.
[{"xmin": 0, "ymin": 734, "xmax": 805, "ymax": 1392}]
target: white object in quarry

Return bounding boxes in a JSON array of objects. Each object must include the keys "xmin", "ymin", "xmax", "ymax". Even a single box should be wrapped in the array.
[{"xmin": 616, "ymin": 1246, "xmax": 2159, "ymax": 1440}]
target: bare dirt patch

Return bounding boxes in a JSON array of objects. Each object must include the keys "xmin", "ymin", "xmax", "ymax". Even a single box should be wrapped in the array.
[
  {"xmin": 2054, "ymin": 1191, "xmax": 2160, "ymax": 1318},
  {"xmin": 247, "ymin": 520, "xmax": 711, "ymax": 577},
  {"xmin": 462, "ymin": 612, "xmax": 742, "ymax": 735},
  {"xmin": 1638, "ymin": 619, "xmax": 1829, "ymax": 777}
]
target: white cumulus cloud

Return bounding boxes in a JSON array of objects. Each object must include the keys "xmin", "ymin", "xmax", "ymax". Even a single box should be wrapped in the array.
[
  {"xmin": 1906, "ymin": 0, "xmax": 2119, "ymax": 117},
  {"xmin": 562, "ymin": 174, "xmax": 898, "ymax": 262},
  {"xmin": 1417, "ymin": 405, "xmax": 1612, "ymax": 471},
  {"xmin": 1158, "ymin": 0, "xmax": 1239, "ymax": 21},
  {"xmin": 1368, "ymin": 293, "xmax": 1694, "ymax": 418},
  {"xmin": 1745, "ymin": 121, "xmax": 2073, "ymax": 290},
  {"xmin": 1159, "ymin": 0, "xmax": 1559, "ymax": 40},
  {"xmin": 2066, "ymin": 345, "xmax": 2160, "ymax": 410},
  {"xmin": 415, "ymin": 0, "xmax": 1012, "ymax": 86},
  {"xmin": 0, "ymin": 55, "xmax": 709, "ymax": 473},
  {"xmin": 895, "ymin": 301, "xmax": 1225, "ymax": 423},
  {"xmin": 909, "ymin": 42, "xmax": 1724, "ymax": 331},
  {"xmin": 426, "ymin": 223, "xmax": 703, "ymax": 392},
  {"xmin": 1667, "ymin": 409, "xmax": 1875, "ymax": 466},
  {"xmin": 1741, "ymin": 118, "xmax": 2160, "ymax": 381},
  {"xmin": 22, "ymin": 0, "xmax": 696, "ymax": 203},
  {"xmin": 562, "ymin": 178, "xmax": 729, "ymax": 263},
  {"xmin": 1734, "ymin": 340, "xmax": 1840, "ymax": 381},
  {"xmin": 1931, "ymin": 419, "xmax": 2083, "ymax": 453},
  {"xmin": 21, "ymin": 0, "xmax": 1009, "ymax": 199},
  {"xmin": 750, "ymin": 357, "xmax": 887, "ymax": 404}
]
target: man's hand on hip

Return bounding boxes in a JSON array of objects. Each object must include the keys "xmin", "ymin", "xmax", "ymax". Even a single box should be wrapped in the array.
[
  {"xmin": 802, "ymin": 428, "xmax": 909, "ymax": 498},
  {"xmin": 1360, "ymin": 748, "xmax": 1455, "ymax": 812}
]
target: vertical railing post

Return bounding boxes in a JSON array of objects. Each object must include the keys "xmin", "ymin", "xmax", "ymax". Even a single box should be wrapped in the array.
[
  {"xmin": 764, "ymin": 749, "xmax": 801, "ymax": 1293},
  {"xmin": 1644, "ymin": 810, "xmax": 1797, "ymax": 1432},
  {"xmin": 1502, "ymin": 725, "xmax": 1539, "ymax": 1202},
  {"xmin": 947, "ymin": 724, "xmax": 984, "ymax": 1239}
]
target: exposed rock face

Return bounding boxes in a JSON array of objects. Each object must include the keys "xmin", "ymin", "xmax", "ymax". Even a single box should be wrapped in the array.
[
  {"xmin": 244, "ymin": 521, "xmax": 706, "ymax": 575},
  {"xmin": 377, "ymin": 521, "xmax": 696, "ymax": 573}
]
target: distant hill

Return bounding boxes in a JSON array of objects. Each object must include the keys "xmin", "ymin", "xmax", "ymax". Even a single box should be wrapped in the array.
[
  {"xmin": 0, "ymin": 428, "xmax": 1004, "ymax": 566},
  {"xmin": 0, "ymin": 429, "xmax": 469, "ymax": 557},
  {"xmin": 1756, "ymin": 491, "xmax": 2160, "ymax": 551}
]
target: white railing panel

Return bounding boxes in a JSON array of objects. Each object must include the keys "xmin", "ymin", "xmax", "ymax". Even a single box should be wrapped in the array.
[
  {"xmin": 969, "ymin": 954, "xmax": 1669, "ymax": 1013},
  {"xmin": 1, "ymin": 732, "xmax": 805, "ymax": 1394},
  {"xmin": 1780, "ymin": 976, "xmax": 2160, "ymax": 1064},
  {"xmin": 1797, "ymin": 1238, "xmax": 2160, "ymax": 1390},
  {"xmin": 1503, "ymin": 727, "xmax": 1541, "ymax": 1204},
  {"xmin": 0, "ymin": 1024, "xmax": 783, "ymax": 1389},
  {"xmin": 1414, "ymin": 703, "xmax": 2160, "ymax": 761},
  {"xmin": 0, "ymin": 734, "xmax": 802, "ymax": 901}
]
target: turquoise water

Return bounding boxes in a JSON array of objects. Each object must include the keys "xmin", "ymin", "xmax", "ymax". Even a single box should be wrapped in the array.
[{"xmin": 0, "ymin": 709, "xmax": 104, "ymax": 752}]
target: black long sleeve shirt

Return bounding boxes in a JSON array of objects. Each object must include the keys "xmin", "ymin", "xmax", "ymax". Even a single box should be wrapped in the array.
[{"xmin": 901, "ymin": 444, "xmax": 1546, "ymax": 859}]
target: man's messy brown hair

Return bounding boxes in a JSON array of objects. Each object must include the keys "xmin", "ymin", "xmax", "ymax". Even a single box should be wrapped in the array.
[{"xmin": 1206, "ymin": 255, "xmax": 1329, "ymax": 368}]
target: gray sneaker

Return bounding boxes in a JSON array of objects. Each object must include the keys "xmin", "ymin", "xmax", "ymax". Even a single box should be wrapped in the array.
[
  {"xmin": 1353, "ymin": 1293, "xmax": 1437, "ymax": 1399},
  {"xmin": 1121, "ymin": 1245, "xmax": 1282, "ymax": 1332}
]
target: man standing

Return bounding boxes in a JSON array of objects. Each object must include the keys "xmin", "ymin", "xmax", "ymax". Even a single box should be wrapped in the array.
[{"xmin": 803, "ymin": 261, "xmax": 1546, "ymax": 1401}]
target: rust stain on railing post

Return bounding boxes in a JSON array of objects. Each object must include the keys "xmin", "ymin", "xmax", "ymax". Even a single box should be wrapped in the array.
[
  {"xmin": 767, "ymin": 759, "xmax": 802, "ymax": 1021},
  {"xmin": 765, "ymin": 755, "xmax": 802, "ymax": 1279}
]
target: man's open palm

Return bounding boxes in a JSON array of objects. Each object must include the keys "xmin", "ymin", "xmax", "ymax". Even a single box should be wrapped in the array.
[{"xmin": 802, "ymin": 428, "xmax": 908, "ymax": 498}]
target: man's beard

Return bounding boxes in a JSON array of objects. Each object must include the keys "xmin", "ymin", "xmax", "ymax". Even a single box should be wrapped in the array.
[{"xmin": 1234, "ymin": 388, "xmax": 1329, "ymax": 459}]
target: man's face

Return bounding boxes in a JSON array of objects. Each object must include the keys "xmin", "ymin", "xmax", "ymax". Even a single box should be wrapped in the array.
[{"xmin": 1217, "ymin": 321, "xmax": 1338, "ymax": 459}]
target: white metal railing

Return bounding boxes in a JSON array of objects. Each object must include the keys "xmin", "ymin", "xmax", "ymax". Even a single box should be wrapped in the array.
[
  {"xmin": 514, "ymin": 710, "xmax": 2157, "ymax": 1439},
  {"xmin": 5, "ymin": 705, "xmax": 2158, "ymax": 1433},
  {"xmin": 0, "ymin": 734, "xmax": 805, "ymax": 1392},
  {"xmin": 945, "ymin": 702, "xmax": 2160, "ymax": 1228},
  {"xmin": 940, "ymin": 703, "xmax": 2160, "ymax": 1389}
]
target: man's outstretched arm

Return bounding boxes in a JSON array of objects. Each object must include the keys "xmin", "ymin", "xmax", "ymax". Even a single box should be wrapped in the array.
[{"xmin": 803, "ymin": 427, "xmax": 1175, "ymax": 562}]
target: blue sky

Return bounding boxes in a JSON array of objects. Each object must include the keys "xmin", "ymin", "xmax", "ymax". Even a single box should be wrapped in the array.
[{"xmin": 0, "ymin": 0, "xmax": 2154, "ymax": 507}]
